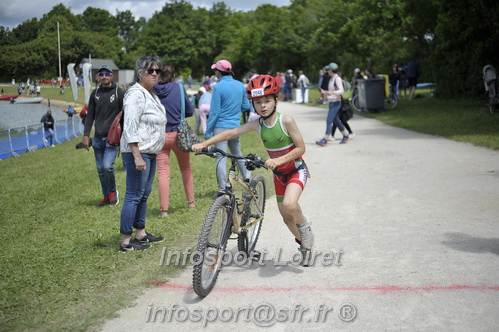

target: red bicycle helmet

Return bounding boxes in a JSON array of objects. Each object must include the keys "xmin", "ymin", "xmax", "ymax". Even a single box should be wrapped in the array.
[{"xmin": 246, "ymin": 75, "xmax": 279, "ymax": 99}]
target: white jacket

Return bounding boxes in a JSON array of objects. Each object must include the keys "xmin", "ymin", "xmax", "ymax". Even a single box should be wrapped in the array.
[
  {"xmin": 121, "ymin": 83, "xmax": 167, "ymax": 154},
  {"xmin": 326, "ymin": 74, "xmax": 344, "ymax": 102}
]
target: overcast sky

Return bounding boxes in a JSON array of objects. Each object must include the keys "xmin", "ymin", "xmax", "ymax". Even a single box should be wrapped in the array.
[{"xmin": 0, "ymin": 0, "xmax": 292, "ymax": 29}]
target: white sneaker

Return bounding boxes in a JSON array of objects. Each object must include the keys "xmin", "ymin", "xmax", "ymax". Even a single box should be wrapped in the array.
[
  {"xmin": 297, "ymin": 216, "xmax": 314, "ymax": 266},
  {"xmin": 349, "ymin": 133, "xmax": 355, "ymax": 139}
]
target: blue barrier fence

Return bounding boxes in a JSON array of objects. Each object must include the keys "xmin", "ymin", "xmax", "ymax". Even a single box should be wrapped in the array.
[{"xmin": 0, "ymin": 117, "xmax": 83, "ymax": 160}]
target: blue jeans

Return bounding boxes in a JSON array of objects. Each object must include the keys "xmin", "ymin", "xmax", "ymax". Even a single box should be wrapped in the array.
[
  {"xmin": 120, "ymin": 152, "xmax": 157, "ymax": 234},
  {"xmin": 390, "ymin": 84, "xmax": 399, "ymax": 101},
  {"xmin": 286, "ymin": 85, "xmax": 293, "ymax": 101},
  {"xmin": 45, "ymin": 128, "xmax": 54, "ymax": 146},
  {"xmin": 92, "ymin": 136, "xmax": 119, "ymax": 197},
  {"xmin": 214, "ymin": 128, "xmax": 250, "ymax": 192},
  {"xmin": 326, "ymin": 101, "xmax": 345, "ymax": 135}
]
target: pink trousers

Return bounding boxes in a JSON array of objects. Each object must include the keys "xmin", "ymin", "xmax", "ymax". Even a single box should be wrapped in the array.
[{"xmin": 157, "ymin": 132, "xmax": 195, "ymax": 212}]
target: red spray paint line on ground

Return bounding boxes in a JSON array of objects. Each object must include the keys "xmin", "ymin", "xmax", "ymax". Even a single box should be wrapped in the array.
[{"xmin": 151, "ymin": 281, "xmax": 499, "ymax": 294}]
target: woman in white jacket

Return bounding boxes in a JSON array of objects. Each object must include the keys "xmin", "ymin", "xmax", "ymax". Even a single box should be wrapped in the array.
[
  {"xmin": 119, "ymin": 55, "xmax": 167, "ymax": 252},
  {"xmin": 316, "ymin": 62, "xmax": 351, "ymax": 147}
]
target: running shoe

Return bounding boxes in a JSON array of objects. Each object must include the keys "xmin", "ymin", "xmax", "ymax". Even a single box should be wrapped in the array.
[
  {"xmin": 348, "ymin": 133, "xmax": 355, "ymax": 139},
  {"xmin": 137, "ymin": 232, "xmax": 165, "ymax": 243},
  {"xmin": 297, "ymin": 218, "xmax": 315, "ymax": 267},
  {"xmin": 119, "ymin": 238, "xmax": 150, "ymax": 252},
  {"xmin": 108, "ymin": 190, "xmax": 119, "ymax": 205},
  {"xmin": 98, "ymin": 194, "xmax": 109, "ymax": 207},
  {"xmin": 315, "ymin": 138, "xmax": 327, "ymax": 147},
  {"xmin": 340, "ymin": 136, "xmax": 350, "ymax": 144}
]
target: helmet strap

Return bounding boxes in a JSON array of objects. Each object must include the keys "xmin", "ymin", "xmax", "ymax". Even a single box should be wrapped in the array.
[{"xmin": 261, "ymin": 107, "xmax": 276, "ymax": 120}]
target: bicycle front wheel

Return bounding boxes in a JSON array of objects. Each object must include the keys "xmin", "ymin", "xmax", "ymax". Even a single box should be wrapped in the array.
[
  {"xmin": 350, "ymin": 95, "xmax": 361, "ymax": 112},
  {"xmin": 384, "ymin": 93, "xmax": 398, "ymax": 110},
  {"xmin": 192, "ymin": 195, "xmax": 232, "ymax": 297},
  {"xmin": 238, "ymin": 174, "xmax": 266, "ymax": 255}
]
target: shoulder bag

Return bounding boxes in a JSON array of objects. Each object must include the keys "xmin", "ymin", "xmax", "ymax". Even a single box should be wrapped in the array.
[
  {"xmin": 107, "ymin": 111, "xmax": 123, "ymax": 146},
  {"xmin": 177, "ymin": 83, "xmax": 201, "ymax": 152},
  {"xmin": 333, "ymin": 76, "xmax": 353, "ymax": 121}
]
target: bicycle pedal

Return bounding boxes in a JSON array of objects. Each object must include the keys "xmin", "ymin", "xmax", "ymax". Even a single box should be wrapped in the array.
[{"xmin": 251, "ymin": 250, "xmax": 262, "ymax": 261}]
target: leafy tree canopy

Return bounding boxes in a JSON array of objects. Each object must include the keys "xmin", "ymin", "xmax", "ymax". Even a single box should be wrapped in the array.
[{"xmin": 0, "ymin": 0, "xmax": 497, "ymax": 98}]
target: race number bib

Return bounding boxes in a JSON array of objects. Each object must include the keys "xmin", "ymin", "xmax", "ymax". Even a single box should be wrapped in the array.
[{"xmin": 251, "ymin": 88, "xmax": 264, "ymax": 98}]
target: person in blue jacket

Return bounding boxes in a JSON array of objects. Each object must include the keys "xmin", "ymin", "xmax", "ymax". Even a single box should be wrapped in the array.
[{"xmin": 205, "ymin": 59, "xmax": 251, "ymax": 194}]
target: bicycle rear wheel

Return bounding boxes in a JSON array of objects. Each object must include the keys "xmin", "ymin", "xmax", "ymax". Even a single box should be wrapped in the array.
[
  {"xmin": 237, "ymin": 174, "xmax": 266, "ymax": 255},
  {"xmin": 192, "ymin": 195, "xmax": 232, "ymax": 297}
]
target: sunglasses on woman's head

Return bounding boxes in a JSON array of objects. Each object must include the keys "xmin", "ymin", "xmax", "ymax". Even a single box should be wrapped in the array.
[{"xmin": 147, "ymin": 69, "xmax": 162, "ymax": 75}]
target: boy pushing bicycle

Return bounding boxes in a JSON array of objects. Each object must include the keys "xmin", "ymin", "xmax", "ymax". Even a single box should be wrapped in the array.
[{"xmin": 192, "ymin": 75, "xmax": 315, "ymax": 266}]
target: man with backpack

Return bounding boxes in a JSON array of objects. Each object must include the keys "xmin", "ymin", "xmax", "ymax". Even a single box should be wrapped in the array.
[{"xmin": 82, "ymin": 64, "xmax": 125, "ymax": 207}]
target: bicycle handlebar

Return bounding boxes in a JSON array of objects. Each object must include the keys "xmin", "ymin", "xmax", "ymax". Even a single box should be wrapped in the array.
[{"xmin": 195, "ymin": 147, "xmax": 268, "ymax": 170}]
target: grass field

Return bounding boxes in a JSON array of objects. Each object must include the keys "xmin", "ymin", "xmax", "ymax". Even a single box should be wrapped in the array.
[
  {"xmin": 0, "ymin": 116, "xmax": 272, "ymax": 331},
  {"xmin": 1, "ymin": 82, "xmax": 498, "ymax": 331}
]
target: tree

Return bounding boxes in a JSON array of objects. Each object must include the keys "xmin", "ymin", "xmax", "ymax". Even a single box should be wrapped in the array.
[
  {"xmin": 138, "ymin": 0, "xmax": 214, "ymax": 76},
  {"xmin": 78, "ymin": 7, "xmax": 119, "ymax": 39},
  {"xmin": 430, "ymin": 0, "xmax": 499, "ymax": 98},
  {"xmin": 116, "ymin": 10, "xmax": 144, "ymax": 53}
]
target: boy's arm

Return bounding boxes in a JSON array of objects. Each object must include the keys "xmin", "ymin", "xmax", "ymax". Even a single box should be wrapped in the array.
[
  {"xmin": 192, "ymin": 121, "xmax": 258, "ymax": 152},
  {"xmin": 267, "ymin": 115, "xmax": 305, "ymax": 170}
]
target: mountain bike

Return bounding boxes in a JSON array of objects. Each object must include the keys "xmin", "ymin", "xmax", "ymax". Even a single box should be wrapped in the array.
[{"xmin": 192, "ymin": 147, "xmax": 267, "ymax": 297}]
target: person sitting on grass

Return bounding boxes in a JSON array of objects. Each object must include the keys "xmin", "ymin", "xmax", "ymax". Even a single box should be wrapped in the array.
[{"xmin": 192, "ymin": 75, "xmax": 315, "ymax": 266}]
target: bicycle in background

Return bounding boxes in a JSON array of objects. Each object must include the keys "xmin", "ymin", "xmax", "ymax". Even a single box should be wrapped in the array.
[{"xmin": 350, "ymin": 90, "xmax": 398, "ymax": 113}]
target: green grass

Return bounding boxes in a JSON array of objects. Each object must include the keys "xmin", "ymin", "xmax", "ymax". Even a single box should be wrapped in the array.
[
  {"xmin": 361, "ymin": 89, "xmax": 499, "ymax": 150},
  {"xmin": 0, "ymin": 128, "xmax": 272, "ymax": 332},
  {"xmin": 304, "ymin": 87, "xmax": 499, "ymax": 150},
  {"xmin": 2, "ymin": 82, "xmax": 498, "ymax": 331}
]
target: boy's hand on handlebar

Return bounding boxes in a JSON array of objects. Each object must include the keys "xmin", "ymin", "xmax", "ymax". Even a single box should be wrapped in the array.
[
  {"xmin": 265, "ymin": 158, "xmax": 280, "ymax": 170},
  {"xmin": 191, "ymin": 143, "xmax": 205, "ymax": 153}
]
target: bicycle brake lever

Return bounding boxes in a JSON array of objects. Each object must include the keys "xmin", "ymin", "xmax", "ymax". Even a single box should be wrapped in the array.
[{"xmin": 255, "ymin": 157, "xmax": 268, "ymax": 169}]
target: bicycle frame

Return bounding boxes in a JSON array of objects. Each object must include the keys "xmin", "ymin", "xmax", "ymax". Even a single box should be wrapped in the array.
[{"xmin": 223, "ymin": 160, "xmax": 265, "ymax": 235}]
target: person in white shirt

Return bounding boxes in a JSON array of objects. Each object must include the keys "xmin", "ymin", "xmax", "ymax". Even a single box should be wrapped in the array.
[{"xmin": 119, "ymin": 55, "xmax": 167, "ymax": 252}]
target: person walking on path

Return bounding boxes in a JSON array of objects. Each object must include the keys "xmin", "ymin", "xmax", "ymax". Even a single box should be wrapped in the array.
[
  {"xmin": 198, "ymin": 86, "xmax": 212, "ymax": 134},
  {"xmin": 192, "ymin": 75, "xmax": 315, "ymax": 266},
  {"xmin": 119, "ymin": 55, "xmax": 166, "ymax": 252},
  {"xmin": 350, "ymin": 68, "xmax": 362, "ymax": 100},
  {"xmin": 389, "ymin": 64, "xmax": 400, "ymax": 102},
  {"xmin": 297, "ymin": 70, "xmax": 310, "ymax": 104},
  {"xmin": 204, "ymin": 59, "xmax": 251, "ymax": 195},
  {"xmin": 284, "ymin": 70, "xmax": 293, "ymax": 101},
  {"xmin": 316, "ymin": 62, "xmax": 351, "ymax": 147},
  {"xmin": 40, "ymin": 110, "xmax": 55, "ymax": 147},
  {"xmin": 153, "ymin": 62, "xmax": 196, "ymax": 219},
  {"xmin": 320, "ymin": 67, "xmax": 331, "ymax": 105},
  {"xmin": 407, "ymin": 57, "xmax": 421, "ymax": 100},
  {"xmin": 83, "ymin": 64, "xmax": 124, "ymax": 207}
]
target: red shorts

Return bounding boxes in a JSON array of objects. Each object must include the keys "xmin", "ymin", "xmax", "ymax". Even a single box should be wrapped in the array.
[{"xmin": 273, "ymin": 166, "xmax": 308, "ymax": 202}]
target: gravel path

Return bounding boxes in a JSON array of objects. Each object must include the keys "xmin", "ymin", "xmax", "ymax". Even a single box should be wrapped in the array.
[{"xmin": 101, "ymin": 101, "xmax": 499, "ymax": 331}]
